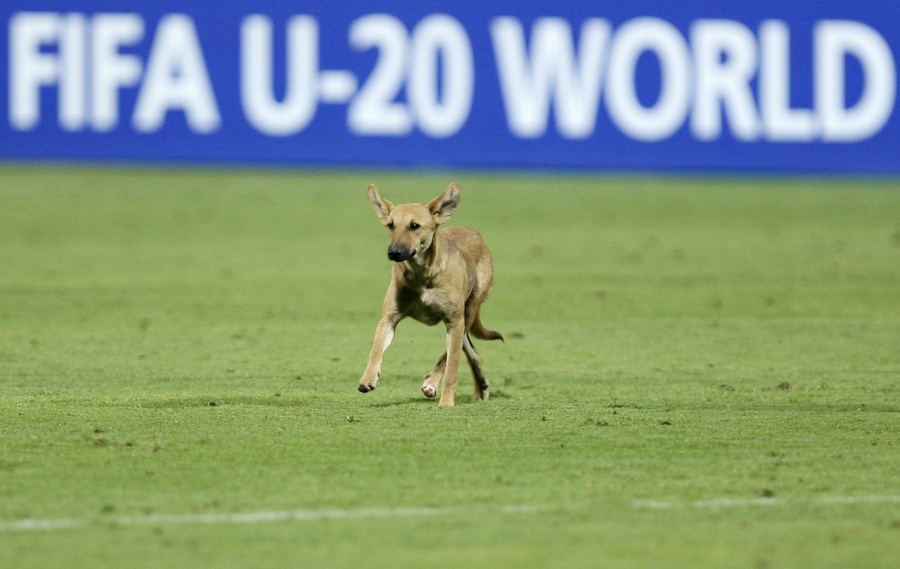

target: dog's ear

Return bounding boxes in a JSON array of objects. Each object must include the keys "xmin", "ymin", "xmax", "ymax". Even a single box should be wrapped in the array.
[
  {"xmin": 368, "ymin": 184, "xmax": 393, "ymax": 224},
  {"xmin": 428, "ymin": 182, "xmax": 461, "ymax": 225}
]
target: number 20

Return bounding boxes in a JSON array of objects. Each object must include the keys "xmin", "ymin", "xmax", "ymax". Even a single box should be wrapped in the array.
[{"xmin": 348, "ymin": 14, "xmax": 474, "ymax": 138}]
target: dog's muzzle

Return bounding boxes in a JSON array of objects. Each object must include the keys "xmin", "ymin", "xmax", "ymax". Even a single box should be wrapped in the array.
[{"xmin": 387, "ymin": 246, "xmax": 415, "ymax": 262}]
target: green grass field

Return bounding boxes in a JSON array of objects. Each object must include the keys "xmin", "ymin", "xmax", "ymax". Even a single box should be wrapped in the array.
[{"xmin": 0, "ymin": 167, "xmax": 897, "ymax": 568}]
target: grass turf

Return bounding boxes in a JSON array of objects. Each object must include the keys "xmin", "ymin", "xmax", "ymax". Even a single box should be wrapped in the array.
[{"xmin": 0, "ymin": 167, "xmax": 897, "ymax": 568}]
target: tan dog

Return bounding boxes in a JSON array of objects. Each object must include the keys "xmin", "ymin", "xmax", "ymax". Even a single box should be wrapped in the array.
[{"xmin": 357, "ymin": 182, "xmax": 503, "ymax": 407}]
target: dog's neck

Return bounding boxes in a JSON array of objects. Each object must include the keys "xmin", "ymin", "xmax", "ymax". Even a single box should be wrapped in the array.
[{"xmin": 398, "ymin": 231, "xmax": 445, "ymax": 286}]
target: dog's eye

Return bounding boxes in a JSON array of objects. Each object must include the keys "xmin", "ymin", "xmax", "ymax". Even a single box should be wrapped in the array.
[
  {"xmin": 409, "ymin": 222, "xmax": 420, "ymax": 230},
  {"xmin": 386, "ymin": 222, "xmax": 394, "ymax": 230}
]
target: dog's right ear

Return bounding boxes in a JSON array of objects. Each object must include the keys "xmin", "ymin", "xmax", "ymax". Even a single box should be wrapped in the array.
[
  {"xmin": 428, "ymin": 182, "xmax": 461, "ymax": 225},
  {"xmin": 368, "ymin": 184, "xmax": 393, "ymax": 224}
]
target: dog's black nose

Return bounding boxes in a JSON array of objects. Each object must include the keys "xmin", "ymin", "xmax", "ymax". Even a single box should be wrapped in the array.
[{"xmin": 387, "ymin": 247, "xmax": 413, "ymax": 262}]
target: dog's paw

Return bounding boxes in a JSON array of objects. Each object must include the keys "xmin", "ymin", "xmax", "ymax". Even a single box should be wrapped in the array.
[
  {"xmin": 473, "ymin": 390, "xmax": 489, "ymax": 402},
  {"xmin": 421, "ymin": 385, "xmax": 437, "ymax": 398},
  {"xmin": 358, "ymin": 371, "xmax": 380, "ymax": 393}
]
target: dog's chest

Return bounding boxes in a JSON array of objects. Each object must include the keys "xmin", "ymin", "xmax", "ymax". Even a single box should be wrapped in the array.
[{"xmin": 397, "ymin": 285, "xmax": 453, "ymax": 326}]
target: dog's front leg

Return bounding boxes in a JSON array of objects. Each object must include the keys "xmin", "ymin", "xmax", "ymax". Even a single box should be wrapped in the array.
[
  {"xmin": 358, "ymin": 314, "xmax": 399, "ymax": 393},
  {"xmin": 437, "ymin": 319, "xmax": 466, "ymax": 407}
]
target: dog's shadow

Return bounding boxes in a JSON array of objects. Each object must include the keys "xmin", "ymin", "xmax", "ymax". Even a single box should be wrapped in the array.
[
  {"xmin": 371, "ymin": 396, "xmax": 437, "ymax": 408},
  {"xmin": 370, "ymin": 390, "xmax": 510, "ymax": 408}
]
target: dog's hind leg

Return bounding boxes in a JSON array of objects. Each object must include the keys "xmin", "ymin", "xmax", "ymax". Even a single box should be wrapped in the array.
[
  {"xmin": 463, "ymin": 333, "xmax": 489, "ymax": 401},
  {"xmin": 421, "ymin": 351, "xmax": 447, "ymax": 398},
  {"xmin": 422, "ymin": 335, "xmax": 486, "ymax": 402}
]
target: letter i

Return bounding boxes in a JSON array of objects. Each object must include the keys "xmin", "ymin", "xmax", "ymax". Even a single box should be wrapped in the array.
[{"xmin": 59, "ymin": 13, "xmax": 88, "ymax": 131}]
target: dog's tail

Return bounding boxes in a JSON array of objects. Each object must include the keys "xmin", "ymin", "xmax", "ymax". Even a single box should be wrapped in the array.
[{"xmin": 469, "ymin": 310, "xmax": 504, "ymax": 342}]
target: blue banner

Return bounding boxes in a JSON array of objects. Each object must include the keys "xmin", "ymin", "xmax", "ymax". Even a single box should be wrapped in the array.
[{"xmin": 2, "ymin": 1, "xmax": 898, "ymax": 173}]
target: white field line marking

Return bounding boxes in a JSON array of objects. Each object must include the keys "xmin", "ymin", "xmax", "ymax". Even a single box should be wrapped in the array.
[
  {"xmin": 818, "ymin": 495, "xmax": 900, "ymax": 505},
  {"xmin": 2, "ymin": 497, "xmax": 895, "ymax": 533},
  {"xmin": 0, "ymin": 504, "xmax": 542, "ymax": 533},
  {"xmin": 632, "ymin": 495, "xmax": 900, "ymax": 511},
  {"xmin": 632, "ymin": 498, "xmax": 783, "ymax": 510}
]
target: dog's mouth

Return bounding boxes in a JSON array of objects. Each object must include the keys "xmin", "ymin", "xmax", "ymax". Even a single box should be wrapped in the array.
[{"xmin": 387, "ymin": 247, "xmax": 416, "ymax": 262}]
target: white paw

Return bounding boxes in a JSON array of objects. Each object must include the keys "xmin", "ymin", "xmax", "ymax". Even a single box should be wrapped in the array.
[{"xmin": 422, "ymin": 385, "xmax": 436, "ymax": 398}]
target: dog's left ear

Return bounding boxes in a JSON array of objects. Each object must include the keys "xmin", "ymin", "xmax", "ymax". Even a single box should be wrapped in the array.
[
  {"xmin": 368, "ymin": 184, "xmax": 393, "ymax": 224},
  {"xmin": 428, "ymin": 182, "xmax": 461, "ymax": 225}
]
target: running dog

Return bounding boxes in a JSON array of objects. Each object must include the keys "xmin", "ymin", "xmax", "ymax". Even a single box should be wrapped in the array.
[{"xmin": 357, "ymin": 182, "xmax": 503, "ymax": 407}]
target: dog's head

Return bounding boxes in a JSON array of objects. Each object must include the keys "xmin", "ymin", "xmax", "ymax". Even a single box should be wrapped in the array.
[{"xmin": 368, "ymin": 183, "xmax": 461, "ymax": 263}]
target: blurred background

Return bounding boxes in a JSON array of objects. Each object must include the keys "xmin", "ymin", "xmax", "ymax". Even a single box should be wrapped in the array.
[
  {"xmin": 2, "ymin": 4, "xmax": 899, "ymax": 568},
  {"xmin": 3, "ymin": 1, "xmax": 898, "ymax": 173}
]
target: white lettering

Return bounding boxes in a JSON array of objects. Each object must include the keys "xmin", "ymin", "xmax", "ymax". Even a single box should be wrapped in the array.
[
  {"xmin": 133, "ymin": 15, "xmax": 220, "ymax": 133},
  {"xmin": 606, "ymin": 18, "xmax": 691, "ymax": 141},
  {"xmin": 408, "ymin": 14, "xmax": 473, "ymax": 138},
  {"xmin": 59, "ymin": 14, "xmax": 88, "ymax": 131},
  {"xmin": 91, "ymin": 13, "xmax": 143, "ymax": 131},
  {"xmin": 759, "ymin": 20, "xmax": 817, "ymax": 141},
  {"xmin": 347, "ymin": 14, "xmax": 412, "ymax": 136},
  {"xmin": 7, "ymin": 12, "xmax": 896, "ymax": 149},
  {"xmin": 816, "ymin": 20, "xmax": 896, "ymax": 142},
  {"xmin": 691, "ymin": 20, "xmax": 761, "ymax": 141},
  {"xmin": 491, "ymin": 17, "xmax": 610, "ymax": 139},
  {"xmin": 9, "ymin": 13, "xmax": 58, "ymax": 130},
  {"xmin": 240, "ymin": 15, "xmax": 318, "ymax": 137}
]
